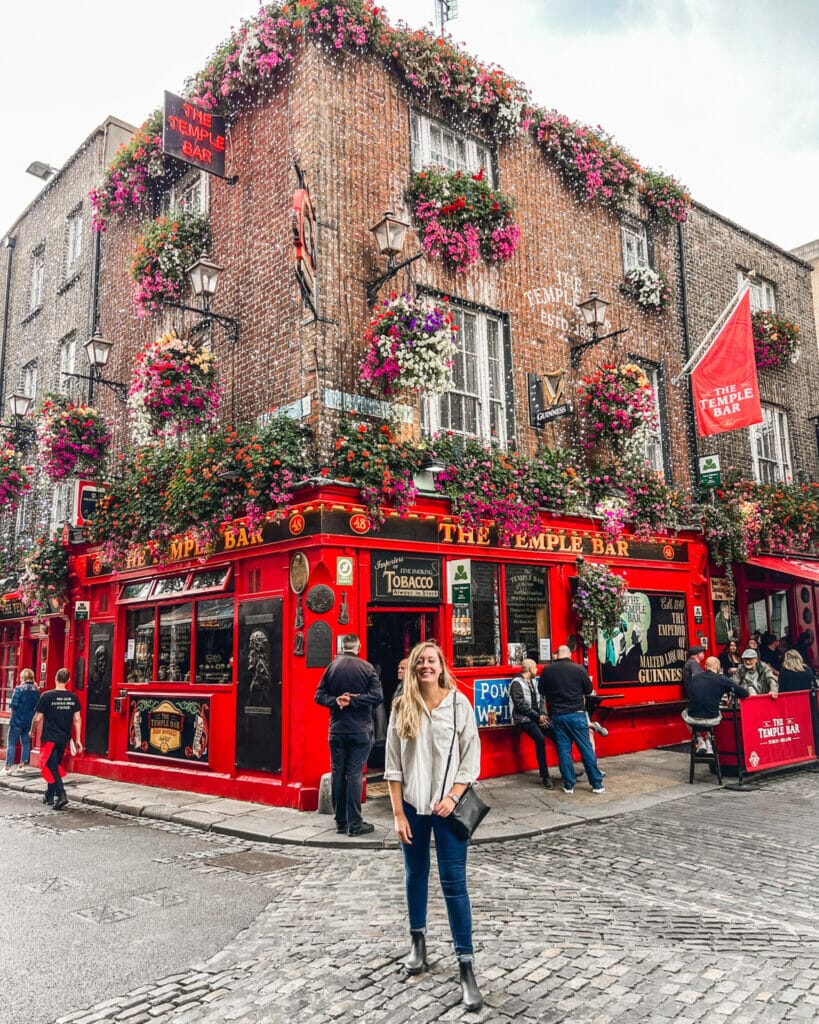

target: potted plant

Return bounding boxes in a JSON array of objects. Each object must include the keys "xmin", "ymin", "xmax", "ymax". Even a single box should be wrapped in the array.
[
  {"xmin": 36, "ymin": 394, "xmax": 111, "ymax": 482},
  {"xmin": 359, "ymin": 293, "xmax": 456, "ymax": 397},
  {"xmin": 130, "ymin": 210, "xmax": 210, "ymax": 316},
  {"xmin": 623, "ymin": 265, "xmax": 672, "ymax": 313},
  {"xmin": 639, "ymin": 169, "xmax": 691, "ymax": 225},
  {"xmin": 752, "ymin": 311, "xmax": 801, "ymax": 370},
  {"xmin": 577, "ymin": 363, "xmax": 658, "ymax": 458},
  {"xmin": 0, "ymin": 444, "xmax": 31, "ymax": 511},
  {"xmin": 20, "ymin": 536, "xmax": 69, "ymax": 617}
]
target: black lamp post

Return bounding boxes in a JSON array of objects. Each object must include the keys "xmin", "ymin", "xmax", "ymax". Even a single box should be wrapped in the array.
[
  {"xmin": 62, "ymin": 333, "xmax": 127, "ymax": 402},
  {"xmin": 568, "ymin": 290, "xmax": 629, "ymax": 369},
  {"xmin": 165, "ymin": 254, "xmax": 239, "ymax": 344},
  {"xmin": 365, "ymin": 211, "xmax": 424, "ymax": 307},
  {"xmin": 0, "ymin": 392, "xmax": 36, "ymax": 442}
]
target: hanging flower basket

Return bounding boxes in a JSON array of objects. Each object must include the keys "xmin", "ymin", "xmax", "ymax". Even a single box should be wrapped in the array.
[
  {"xmin": 90, "ymin": 111, "xmax": 164, "ymax": 231},
  {"xmin": 577, "ymin": 363, "xmax": 658, "ymax": 455},
  {"xmin": 128, "ymin": 331, "xmax": 223, "ymax": 441},
  {"xmin": 407, "ymin": 166, "xmax": 519, "ymax": 273},
  {"xmin": 359, "ymin": 293, "xmax": 456, "ymax": 397},
  {"xmin": 572, "ymin": 558, "xmax": 628, "ymax": 648},
  {"xmin": 752, "ymin": 311, "xmax": 801, "ymax": 370},
  {"xmin": 130, "ymin": 210, "xmax": 210, "ymax": 317},
  {"xmin": 20, "ymin": 536, "xmax": 69, "ymax": 618},
  {"xmin": 36, "ymin": 394, "xmax": 112, "ymax": 482},
  {"xmin": 0, "ymin": 444, "xmax": 31, "ymax": 511},
  {"xmin": 639, "ymin": 169, "xmax": 691, "ymax": 225},
  {"xmin": 623, "ymin": 265, "xmax": 672, "ymax": 313}
]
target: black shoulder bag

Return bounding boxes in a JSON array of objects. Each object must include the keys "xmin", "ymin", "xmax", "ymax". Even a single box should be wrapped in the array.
[{"xmin": 439, "ymin": 695, "xmax": 489, "ymax": 841}]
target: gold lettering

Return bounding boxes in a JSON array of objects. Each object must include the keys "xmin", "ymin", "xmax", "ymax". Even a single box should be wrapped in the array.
[
  {"xmin": 591, "ymin": 537, "xmax": 604, "ymax": 554},
  {"xmin": 571, "ymin": 536, "xmax": 583, "ymax": 552},
  {"xmin": 223, "ymin": 530, "xmax": 236, "ymax": 550},
  {"xmin": 439, "ymin": 522, "xmax": 457, "ymax": 543},
  {"xmin": 617, "ymin": 541, "xmax": 629, "ymax": 557}
]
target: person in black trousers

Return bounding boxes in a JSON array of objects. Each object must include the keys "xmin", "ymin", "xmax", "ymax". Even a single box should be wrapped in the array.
[
  {"xmin": 315, "ymin": 633, "xmax": 383, "ymax": 836},
  {"xmin": 29, "ymin": 667, "xmax": 82, "ymax": 809},
  {"xmin": 509, "ymin": 659, "xmax": 554, "ymax": 788}
]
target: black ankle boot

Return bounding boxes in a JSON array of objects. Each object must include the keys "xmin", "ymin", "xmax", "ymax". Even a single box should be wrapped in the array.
[
  {"xmin": 458, "ymin": 960, "xmax": 482, "ymax": 1011},
  {"xmin": 404, "ymin": 931, "xmax": 427, "ymax": 975}
]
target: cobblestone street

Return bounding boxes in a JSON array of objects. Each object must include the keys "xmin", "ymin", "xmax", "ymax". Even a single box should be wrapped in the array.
[{"xmin": 17, "ymin": 770, "xmax": 816, "ymax": 1024}]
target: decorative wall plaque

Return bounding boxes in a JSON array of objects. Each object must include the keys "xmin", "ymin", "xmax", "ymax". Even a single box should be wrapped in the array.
[
  {"xmin": 306, "ymin": 621, "xmax": 333, "ymax": 668},
  {"xmin": 289, "ymin": 552, "xmax": 309, "ymax": 594},
  {"xmin": 305, "ymin": 584, "xmax": 334, "ymax": 614}
]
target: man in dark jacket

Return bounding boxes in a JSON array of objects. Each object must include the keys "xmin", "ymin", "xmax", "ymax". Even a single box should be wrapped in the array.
[
  {"xmin": 509, "ymin": 659, "xmax": 553, "ymax": 789},
  {"xmin": 315, "ymin": 633, "xmax": 383, "ymax": 836},
  {"xmin": 682, "ymin": 656, "xmax": 749, "ymax": 752},
  {"xmin": 539, "ymin": 645, "xmax": 605, "ymax": 795},
  {"xmin": 682, "ymin": 645, "xmax": 705, "ymax": 696}
]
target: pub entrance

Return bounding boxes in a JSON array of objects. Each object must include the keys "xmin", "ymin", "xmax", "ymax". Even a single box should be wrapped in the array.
[{"xmin": 366, "ymin": 609, "xmax": 438, "ymax": 770}]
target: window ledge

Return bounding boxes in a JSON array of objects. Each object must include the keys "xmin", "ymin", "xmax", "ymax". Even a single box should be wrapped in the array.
[
  {"xmin": 57, "ymin": 270, "xmax": 81, "ymax": 295},
  {"xmin": 21, "ymin": 307, "xmax": 41, "ymax": 325}
]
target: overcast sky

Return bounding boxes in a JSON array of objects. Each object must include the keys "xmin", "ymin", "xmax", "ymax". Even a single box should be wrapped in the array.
[{"xmin": 1, "ymin": 0, "xmax": 817, "ymax": 251}]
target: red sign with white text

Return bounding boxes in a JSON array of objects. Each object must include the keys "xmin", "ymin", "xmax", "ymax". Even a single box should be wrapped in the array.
[
  {"xmin": 738, "ymin": 692, "xmax": 816, "ymax": 772},
  {"xmin": 691, "ymin": 291, "xmax": 762, "ymax": 437}
]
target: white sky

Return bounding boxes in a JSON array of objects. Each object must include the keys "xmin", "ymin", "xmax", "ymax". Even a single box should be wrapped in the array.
[{"xmin": 1, "ymin": 0, "xmax": 817, "ymax": 251}]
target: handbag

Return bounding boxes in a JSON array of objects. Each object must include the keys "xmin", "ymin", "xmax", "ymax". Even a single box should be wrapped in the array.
[{"xmin": 439, "ymin": 696, "xmax": 490, "ymax": 841}]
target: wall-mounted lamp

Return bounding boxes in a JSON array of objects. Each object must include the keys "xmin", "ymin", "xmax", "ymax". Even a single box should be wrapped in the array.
[
  {"xmin": 365, "ymin": 211, "xmax": 424, "ymax": 307},
  {"xmin": 568, "ymin": 291, "xmax": 629, "ymax": 369},
  {"xmin": 62, "ymin": 333, "xmax": 127, "ymax": 402},
  {"xmin": 25, "ymin": 161, "xmax": 58, "ymax": 182},
  {"xmin": 412, "ymin": 453, "xmax": 447, "ymax": 493},
  {"xmin": 164, "ymin": 254, "xmax": 239, "ymax": 344},
  {"xmin": 0, "ymin": 392, "xmax": 36, "ymax": 441}
]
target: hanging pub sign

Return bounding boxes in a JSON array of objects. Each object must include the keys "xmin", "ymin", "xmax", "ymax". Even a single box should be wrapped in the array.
[
  {"xmin": 371, "ymin": 553, "xmax": 442, "ymax": 604},
  {"xmin": 162, "ymin": 91, "xmax": 226, "ymax": 177},
  {"xmin": 293, "ymin": 187, "xmax": 317, "ymax": 313},
  {"xmin": 127, "ymin": 695, "xmax": 210, "ymax": 765},
  {"xmin": 528, "ymin": 370, "xmax": 572, "ymax": 427}
]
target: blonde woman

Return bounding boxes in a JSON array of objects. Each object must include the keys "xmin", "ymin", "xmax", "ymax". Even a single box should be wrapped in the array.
[{"xmin": 385, "ymin": 642, "xmax": 482, "ymax": 1011}]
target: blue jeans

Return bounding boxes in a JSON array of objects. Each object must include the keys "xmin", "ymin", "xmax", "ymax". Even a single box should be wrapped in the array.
[
  {"xmin": 5, "ymin": 723, "xmax": 31, "ymax": 767},
  {"xmin": 552, "ymin": 711, "xmax": 604, "ymax": 789},
  {"xmin": 328, "ymin": 732, "xmax": 372, "ymax": 831},
  {"xmin": 401, "ymin": 800, "xmax": 473, "ymax": 958}
]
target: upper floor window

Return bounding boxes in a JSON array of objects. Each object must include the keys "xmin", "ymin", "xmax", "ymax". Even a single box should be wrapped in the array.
[
  {"xmin": 635, "ymin": 362, "xmax": 666, "ymax": 477},
  {"xmin": 163, "ymin": 169, "xmax": 209, "ymax": 214},
  {"xmin": 29, "ymin": 245, "xmax": 45, "ymax": 312},
  {"xmin": 738, "ymin": 270, "xmax": 776, "ymax": 313},
  {"xmin": 422, "ymin": 301, "xmax": 508, "ymax": 445},
  {"xmin": 50, "ymin": 481, "xmax": 74, "ymax": 532},
  {"xmin": 22, "ymin": 360, "xmax": 38, "ymax": 403},
  {"xmin": 751, "ymin": 404, "xmax": 792, "ymax": 484},
  {"xmin": 58, "ymin": 333, "xmax": 79, "ymax": 399},
  {"xmin": 410, "ymin": 111, "xmax": 493, "ymax": 184},
  {"xmin": 621, "ymin": 219, "xmax": 648, "ymax": 274},
  {"xmin": 66, "ymin": 206, "xmax": 83, "ymax": 272}
]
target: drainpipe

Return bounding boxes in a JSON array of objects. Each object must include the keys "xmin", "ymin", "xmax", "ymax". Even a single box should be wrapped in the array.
[
  {"xmin": 0, "ymin": 235, "xmax": 16, "ymax": 412},
  {"xmin": 676, "ymin": 220, "xmax": 700, "ymax": 492}
]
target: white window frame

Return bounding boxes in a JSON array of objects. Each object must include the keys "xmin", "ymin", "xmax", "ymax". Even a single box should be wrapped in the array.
[
  {"xmin": 58, "ymin": 334, "xmax": 78, "ymax": 398},
  {"xmin": 22, "ymin": 360, "xmax": 38, "ymax": 403},
  {"xmin": 636, "ymin": 363, "xmax": 666, "ymax": 476},
  {"xmin": 422, "ymin": 301, "xmax": 507, "ymax": 445},
  {"xmin": 163, "ymin": 168, "xmax": 209, "ymax": 214},
  {"xmin": 49, "ymin": 481, "xmax": 74, "ymax": 533},
  {"xmin": 621, "ymin": 218, "xmax": 648, "ymax": 274},
  {"xmin": 410, "ymin": 111, "xmax": 493, "ymax": 183},
  {"xmin": 751, "ymin": 404, "xmax": 792, "ymax": 484},
  {"xmin": 738, "ymin": 270, "xmax": 776, "ymax": 314},
  {"xmin": 66, "ymin": 206, "xmax": 83, "ymax": 273},
  {"xmin": 29, "ymin": 246, "xmax": 45, "ymax": 312}
]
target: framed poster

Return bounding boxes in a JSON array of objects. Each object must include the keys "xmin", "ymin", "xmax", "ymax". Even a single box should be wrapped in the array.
[
  {"xmin": 597, "ymin": 592, "xmax": 688, "ymax": 686},
  {"xmin": 127, "ymin": 695, "xmax": 210, "ymax": 764}
]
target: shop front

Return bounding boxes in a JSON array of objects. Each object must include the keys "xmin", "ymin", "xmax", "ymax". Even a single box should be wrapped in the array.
[{"xmin": 41, "ymin": 485, "xmax": 710, "ymax": 810}]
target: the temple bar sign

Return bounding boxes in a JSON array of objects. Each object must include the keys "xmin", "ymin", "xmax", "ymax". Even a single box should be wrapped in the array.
[{"xmin": 163, "ymin": 92, "xmax": 226, "ymax": 177}]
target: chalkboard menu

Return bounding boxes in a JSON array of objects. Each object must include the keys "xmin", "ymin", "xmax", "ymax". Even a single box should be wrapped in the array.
[{"xmin": 505, "ymin": 565, "xmax": 548, "ymax": 656}]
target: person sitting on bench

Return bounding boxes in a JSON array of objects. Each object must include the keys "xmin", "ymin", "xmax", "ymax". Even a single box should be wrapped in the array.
[{"xmin": 682, "ymin": 656, "xmax": 749, "ymax": 752}]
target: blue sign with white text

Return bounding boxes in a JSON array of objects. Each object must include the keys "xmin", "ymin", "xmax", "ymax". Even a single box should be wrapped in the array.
[{"xmin": 472, "ymin": 677, "xmax": 513, "ymax": 728}]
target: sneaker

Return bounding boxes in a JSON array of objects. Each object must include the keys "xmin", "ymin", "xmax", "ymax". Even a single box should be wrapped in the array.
[
  {"xmin": 0, "ymin": 767, "xmax": 12, "ymax": 776},
  {"xmin": 42, "ymin": 795, "xmax": 53, "ymax": 806},
  {"xmin": 590, "ymin": 722, "xmax": 609, "ymax": 737},
  {"xmin": 592, "ymin": 786, "xmax": 606, "ymax": 794},
  {"xmin": 703, "ymin": 739, "xmax": 714, "ymax": 755},
  {"xmin": 695, "ymin": 738, "xmax": 707, "ymax": 753},
  {"xmin": 53, "ymin": 795, "xmax": 69, "ymax": 811},
  {"xmin": 562, "ymin": 786, "xmax": 574, "ymax": 795},
  {"xmin": 347, "ymin": 821, "xmax": 375, "ymax": 836},
  {"xmin": 335, "ymin": 823, "xmax": 348, "ymax": 834}
]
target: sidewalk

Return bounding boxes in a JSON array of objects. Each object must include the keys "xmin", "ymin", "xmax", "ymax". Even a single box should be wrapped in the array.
[{"xmin": 0, "ymin": 747, "xmax": 715, "ymax": 848}]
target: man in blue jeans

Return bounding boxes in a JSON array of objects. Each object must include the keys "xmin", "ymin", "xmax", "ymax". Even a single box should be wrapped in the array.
[
  {"xmin": 539, "ymin": 645, "xmax": 606, "ymax": 794},
  {"xmin": 315, "ymin": 633, "xmax": 383, "ymax": 836}
]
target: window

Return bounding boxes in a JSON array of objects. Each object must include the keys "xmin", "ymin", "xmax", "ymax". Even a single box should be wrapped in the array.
[
  {"xmin": 747, "ymin": 588, "xmax": 790, "ymax": 641},
  {"xmin": 195, "ymin": 598, "xmax": 234, "ymax": 683},
  {"xmin": 751, "ymin": 405, "xmax": 792, "ymax": 483},
  {"xmin": 452, "ymin": 562, "xmax": 501, "ymax": 668},
  {"xmin": 158, "ymin": 602, "xmax": 193, "ymax": 681},
  {"xmin": 504, "ymin": 565, "xmax": 550, "ymax": 664},
  {"xmin": 422, "ymin": 302, "xmax": 508, "ymax": 444},
  {"xmin": 22, "ymin": 360, "xmax": 38, "ymax": 403},
  {"xmin": 126, "ymin": 608, "xmax": 155, "ymax": 682},
  {"xmin": 621, "ymin": 219, "xmax": 648, "ymax": 273},
  {"xmin": 66, "ymin": 206, "xmax": 83, "ymax": 272},
  {"xmin": 29, "ymin": 246, "xmax": 45, "ymax": 312},
  {"xmin": 636, "ymin": 362, "xmax": 666, "ymax": 476},
  {"xmin": 58, "ymin": 333, "xmax": 78, "ymax": 398},
  {"xmin": 410, "ymin": 111, "xmax": 493, "ymax": 183},
  {"xmin": 163, "ymin": 169, "xmax": 209, "ymax": 214},
  {"xmin": 49, "ymin": 481, "xmax": 73, "ymax": 532},
  {"xmin": 738, "ymin": 271, "xmax": 776, "ymax": 313}
]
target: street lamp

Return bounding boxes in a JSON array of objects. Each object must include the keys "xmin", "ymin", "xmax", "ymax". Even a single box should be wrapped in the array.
[
  {"xmin": 568, "ymin": 290, "xmax": 629, "ymax": 369},
  {"xmin": 365, "ymin": 210, "xmax": 424, "ymax": 307},
  {"xmin": 164, "ymin": 254, "xmax": 239, "ymax": 344},
  {"xmin": 60, "ymin": 332, "xmax": 127, "ymax": 402},
  {"xmin": 412, "ymin": 453, "xmax": 447, "ymax": 493},
  {"xmin": 0, "ymin": 392, "xmax": 36, "ymax": 441}
]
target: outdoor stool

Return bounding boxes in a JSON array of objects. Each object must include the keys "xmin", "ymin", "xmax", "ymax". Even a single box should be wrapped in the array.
[{"xmin": 684, "ymin": 720, "xmax": 722, "ymax": 786}]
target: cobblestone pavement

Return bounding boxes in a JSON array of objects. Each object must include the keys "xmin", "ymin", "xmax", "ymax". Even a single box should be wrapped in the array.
[{"xmin": 44, "ymin": 771, "xmax": 819, "ymax": 1023}]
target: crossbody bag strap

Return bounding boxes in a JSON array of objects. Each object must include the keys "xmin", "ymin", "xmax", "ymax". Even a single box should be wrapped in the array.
[{"xmin": 438, "ymin": 692, "xmax": 458, "ymax": 805}]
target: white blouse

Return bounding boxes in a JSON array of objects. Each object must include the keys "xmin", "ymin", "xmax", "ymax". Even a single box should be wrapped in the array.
[{"xmin": 384, "ymin": 689, "xmax": 481, "ymax": 815}]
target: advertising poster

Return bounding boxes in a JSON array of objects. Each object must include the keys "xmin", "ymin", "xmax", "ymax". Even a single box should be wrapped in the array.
[
  {"xmin": 127, "ymin": 695, "xmax": 210, "ymax": 764},
  {"xmin": 473, "ymin": 677, "xmax": 513, "ymax": 728},
  {"xmin": 739, "ymin": 692, "xmax": 816, "ymax": 772},
  {"xmin": 597, "ymin": 592, "xmax": 688, "ymax": 686}
]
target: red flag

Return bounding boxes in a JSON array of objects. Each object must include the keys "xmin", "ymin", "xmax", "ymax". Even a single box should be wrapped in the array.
[{"xmin": 691, "ymin": 291, "xmax": 762, "ymax": 437}]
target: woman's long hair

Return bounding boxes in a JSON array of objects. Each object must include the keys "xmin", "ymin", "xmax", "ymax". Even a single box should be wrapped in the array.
[
  {"xmin": 782, "ymin": 648, "xmax": 806, "ymax": 673},
  {"xmin": 393, "ymin": 641, "xmax": 455, "ymax": 740}
]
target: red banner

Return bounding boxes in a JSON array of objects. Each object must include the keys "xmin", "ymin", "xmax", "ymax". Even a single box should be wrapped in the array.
[
  {"xmin": 691, "ymin": 291, "xmax": 762, "ymax": 437},
  {"xmin": 738, "ymin": 692, "xmax": 816, "ymax": 772}
]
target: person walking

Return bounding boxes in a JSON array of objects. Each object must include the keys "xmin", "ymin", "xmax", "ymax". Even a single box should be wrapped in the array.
[
  {"xmin": 29, "ymin": 667, "xmax": 82, "ymax": 809},
  {"xmin": 314, "ymin": 633, "xmax": 382, "ymax": 836},
  {"xmin": 385, "ymin": 642, "xmax": 482, "ymax": 1011},
  {"xmin": 508, "ymin": 658, "xmax": 554, "ymax": 788},
  {"xmin": 1, "ymin": 668, "xmax": 39, "ymax": 774},
  {"xmin": 539, "ymin": 645, "xmax": 606, "ymax": 795}
]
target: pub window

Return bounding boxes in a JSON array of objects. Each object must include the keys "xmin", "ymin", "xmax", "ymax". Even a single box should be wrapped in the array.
[
  {"xmin": 747, "ymin": 588, "xmax": 790, "ymax": 641},
  {"xmin": 58, "ymin": 332, "xmax": 79, "ymax": 401},
  {"xmin": 126, "ymin": 607, "xmax": 155, "ymax": 682},
  {"xmin": 630, "ymin": 359, "xmax": 667, "ymax": 478},
  {"xmin": 22, "ymin": 360, "xmax": 38, "ymax": 404},
  {"xmin": 410, "ymin": 111, "xmax": 493, "ymax": 183},
  {"xmin": 151, "ymin": 574, "xmax": 187, "ymax": 598},
  {"xmin": 189, "ymin": 566, "xmax": 232, "ymax": 592},
  {"xmin": 195, "ymin": 598, "xmax": 234, "ymax": 684},
  {"xmin": 452, "ymin": 562, "xmax": 501, "ymax": 668},
  {"xmin": 504, "ymin": 565, "xmax": 550, "ymax": 665},
  {"xmin": 163, "ymin": 168, "xmax": 209, "ymax": 214},
  {"xmin": 120, "ymin": 581, "xmax": 152, "ymax": 602},
  {"xmin": 158, "ymin": 602, "xmax": 192, "ymax": 682}
]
